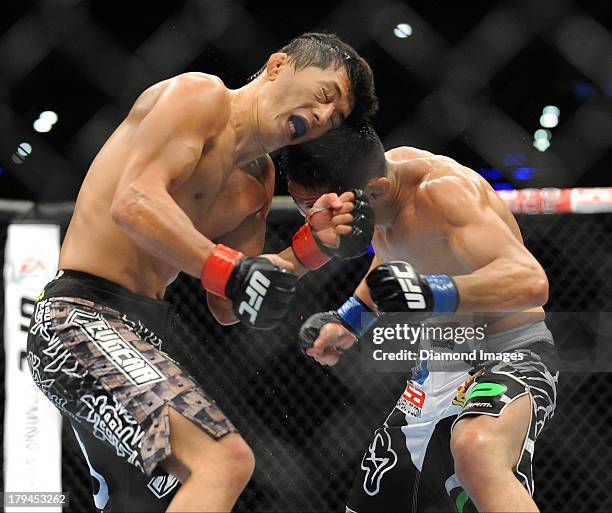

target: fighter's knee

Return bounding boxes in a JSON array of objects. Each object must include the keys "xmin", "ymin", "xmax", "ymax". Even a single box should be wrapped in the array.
[
  {"xmin": 451, "ymin": 423, "xmax": 499, "ymax": 482},
  {"xmin": 189, "ymin": 434, "xmax": 254, "ymax": 488},
  {"xmin": 218, "ymin": 434, "xmax": 255, "ymax": 481},
  {"xmin": 166, "ymin": 408, "xmax": 254, "ymax": 487},
  {"xmin": 172, "ymin": 433, "xmax": 254, "ymax": 492}
]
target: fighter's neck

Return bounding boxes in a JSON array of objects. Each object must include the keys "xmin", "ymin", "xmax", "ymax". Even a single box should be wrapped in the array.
[
  {"xmin": 373, "ymin": 162, "xmax": 420, "ymax": 227},
  {"xmin": 228, "ymin": 84, "xmax": 270, "ymax": 167}
]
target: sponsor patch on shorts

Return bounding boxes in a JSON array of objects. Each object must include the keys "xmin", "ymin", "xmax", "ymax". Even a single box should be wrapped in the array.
[
  {"xmin": 68, "ymin": 309, "xmax": 165, "ymax": 386},
  {"xmin": 464, "ymin": 401, "xmax": 493, "ymax": 409},
  {"xmin": 361, "ymin": 428, "xmax": 398, "ymax": 496},
  {"xmin": 147, "ymin": 474, "xmax": 180, "ymax": 498},
  {"xmin": 452, "ymin": 369, "xmax": 485, "ymax": 408},
  {"xmin": 395, "ymin": 382, "xmax": 426, "ymax": 418}
]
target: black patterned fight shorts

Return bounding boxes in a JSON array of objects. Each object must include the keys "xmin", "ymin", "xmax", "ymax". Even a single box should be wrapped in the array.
[{"xmin": 26, "ymin": 269, "xmax": 236, "ymax": 511}]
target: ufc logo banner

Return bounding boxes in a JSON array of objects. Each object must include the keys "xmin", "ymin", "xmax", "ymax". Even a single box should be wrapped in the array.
[
  {"xmin": 390, "ymin": 264, "xmax": 426, "ymax": 310},
  {"xmin": 238, "ymin": 271, "xmax": 271, "ymax": 324}
]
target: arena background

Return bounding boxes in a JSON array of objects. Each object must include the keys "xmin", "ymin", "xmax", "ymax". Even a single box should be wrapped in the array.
[{"xmin": 1, "ymin": 1, "xmax": 612, "ymax": 512}]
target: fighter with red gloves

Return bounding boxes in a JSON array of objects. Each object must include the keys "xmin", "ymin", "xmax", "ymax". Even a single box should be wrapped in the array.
[{"xmin": 27, "ymin": 33, "xmax": 378, "ymax": 513}]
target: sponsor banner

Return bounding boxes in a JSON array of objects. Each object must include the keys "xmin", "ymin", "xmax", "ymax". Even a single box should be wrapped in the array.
[
  {"xmin": 496, "ymin": 187, "xmax": 612, "ymax": 214},
  {"xmin": 3, "ymin": 224, "xmax": 62, "ymax": 512}
]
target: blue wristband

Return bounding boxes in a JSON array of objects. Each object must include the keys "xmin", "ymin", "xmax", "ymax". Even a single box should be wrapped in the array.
[
  {"xmin": 337, "ymin": 296, "xmax": 377, "ymax": 336},
  {"xmin": 423, "ymin": 274, "xmax": 459, "ymax": 314}
]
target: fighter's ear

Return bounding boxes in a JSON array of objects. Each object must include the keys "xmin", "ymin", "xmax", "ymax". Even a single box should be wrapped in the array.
[
  {"xmin": 366, "ymin": 177, "xmax": 390, "ymax": 201},
  {"xmin": 265, "ymin": 52, "xmax": 289, "ymax": 80}
]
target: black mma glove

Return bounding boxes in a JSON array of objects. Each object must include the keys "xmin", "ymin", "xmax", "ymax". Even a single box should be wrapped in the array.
[
  {"xmin": 366, "ymin": 261, "xmax": 459, "ymax": 315},
  {"xmin": 299, "ymin": 296, "xmax": 377, "ymax": 354},
  {"xmin": 292, "ymin": 189, "xmax": 375, "ymax": 270},
  {"xmin": 201, "ymin": 244, "xmax": 297, "ymax": 330}
]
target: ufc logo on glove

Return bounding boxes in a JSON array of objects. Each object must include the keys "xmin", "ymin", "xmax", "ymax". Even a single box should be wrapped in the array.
[
  {"xmin": 390, "ymin": 264, "xmax": 426, "ymax": 309},
  {"xmin": 238, "ymin": 271, "xmax": 271, "ymax": 323},
  {"xmin": 202, "ymin": 245, "xmax": 297, "ymax": 330}
]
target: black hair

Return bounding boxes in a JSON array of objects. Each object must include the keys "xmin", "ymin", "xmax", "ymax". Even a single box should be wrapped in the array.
[
  {"xmin": 251, "ymin": 32, "xmax": 378, "ymax": 121},
  {"xmin": 279, "ymin": 121, "xmax": 386, "ymax": 191}
]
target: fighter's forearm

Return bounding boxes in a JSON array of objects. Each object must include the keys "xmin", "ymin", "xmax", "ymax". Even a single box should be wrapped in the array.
[
  {"xmin": 278, "ymin": 247, "xmax": 309, "ymax": 277},
  {"xmin": 452, "ymin": 258, "xmax": 549, "ymax": 312},
  {"xmin": 352, "ymin": 253, "xmax": 380, "ymax": 312},
  {"xmin": 354, "ymin": 278, "xmax": 378, "ymax": 312},
  {"xmin": 111, "ymin": 186, "xmax": 215, "ymax": 279}
]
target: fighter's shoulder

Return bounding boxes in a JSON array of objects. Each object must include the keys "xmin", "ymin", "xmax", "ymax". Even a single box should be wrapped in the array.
[
  {"xmin": 176, "ymin": 72, "xmax": 229, "ymax": 103},
  {"xmin": 169, "ymin": 72, "xmax": 228, "ymax": 95},
  {"xmin": 415, "ymin": 158, "xmax": 486, "ymax": 225},
  {"xmin": 385, "ymin": 146, "xmax": 435, "ymax": 163},
  {"xmin": 163, "ymin": 73, "xmax": 230, "ymax": 126}
]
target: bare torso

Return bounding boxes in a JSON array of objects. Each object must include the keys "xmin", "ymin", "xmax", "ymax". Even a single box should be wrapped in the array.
[
  {"xmin": 372, "ymin": 147, "xmax": 544, "ymax": 330},
  {"xmin": 60, "ymin": 74, "xmax": 273, "ymax": 298}
]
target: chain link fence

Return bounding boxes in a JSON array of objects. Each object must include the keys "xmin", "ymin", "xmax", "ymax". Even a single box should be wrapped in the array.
[
  {"xmin": 1, "ymin": 1, "xmax": 611, "ymax": 511},
  {"xmin": 1, "ymin": 1, "xmax": 612, "ymax": 199},
  {"xmin": 0, "ymin": 208, "xmax": 602, "ymax": 512}
]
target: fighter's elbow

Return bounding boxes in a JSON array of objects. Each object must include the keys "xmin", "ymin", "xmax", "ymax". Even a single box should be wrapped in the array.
[
  {"xmin": 111, "ymin": 185, "xmax": 147, "ymax": 229},
  {"xmin": 525, "ymin": 266, "xmax": 549, "ymax": 307}
]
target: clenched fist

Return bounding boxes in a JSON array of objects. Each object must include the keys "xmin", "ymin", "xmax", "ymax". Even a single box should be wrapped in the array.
[{"xmin": 299, "ymin": 311, "xmax": 358, "ymax": 366}]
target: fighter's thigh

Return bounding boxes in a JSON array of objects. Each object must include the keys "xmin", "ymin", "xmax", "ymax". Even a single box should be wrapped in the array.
[
  {"xmin": 450, "ymin": 370, "xmax": 533, "ymax": 470},
  {"xmin": 71, "ymin": 421, "xmax": 181, "ymax": 512},
  {"xmin": 346, "ymin": 425, "xmax": 419, "ymax": 513},
  {"xmin": 347, "ymin": 419, "xmax": 460, "ymax": 513},
  {"xmin": 345, "ymin": 383, "xmax": 460, "ymax": 513},
  {"xmin": 451, "ymin": 394, "xmax": 531, "ymax": 468}
]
